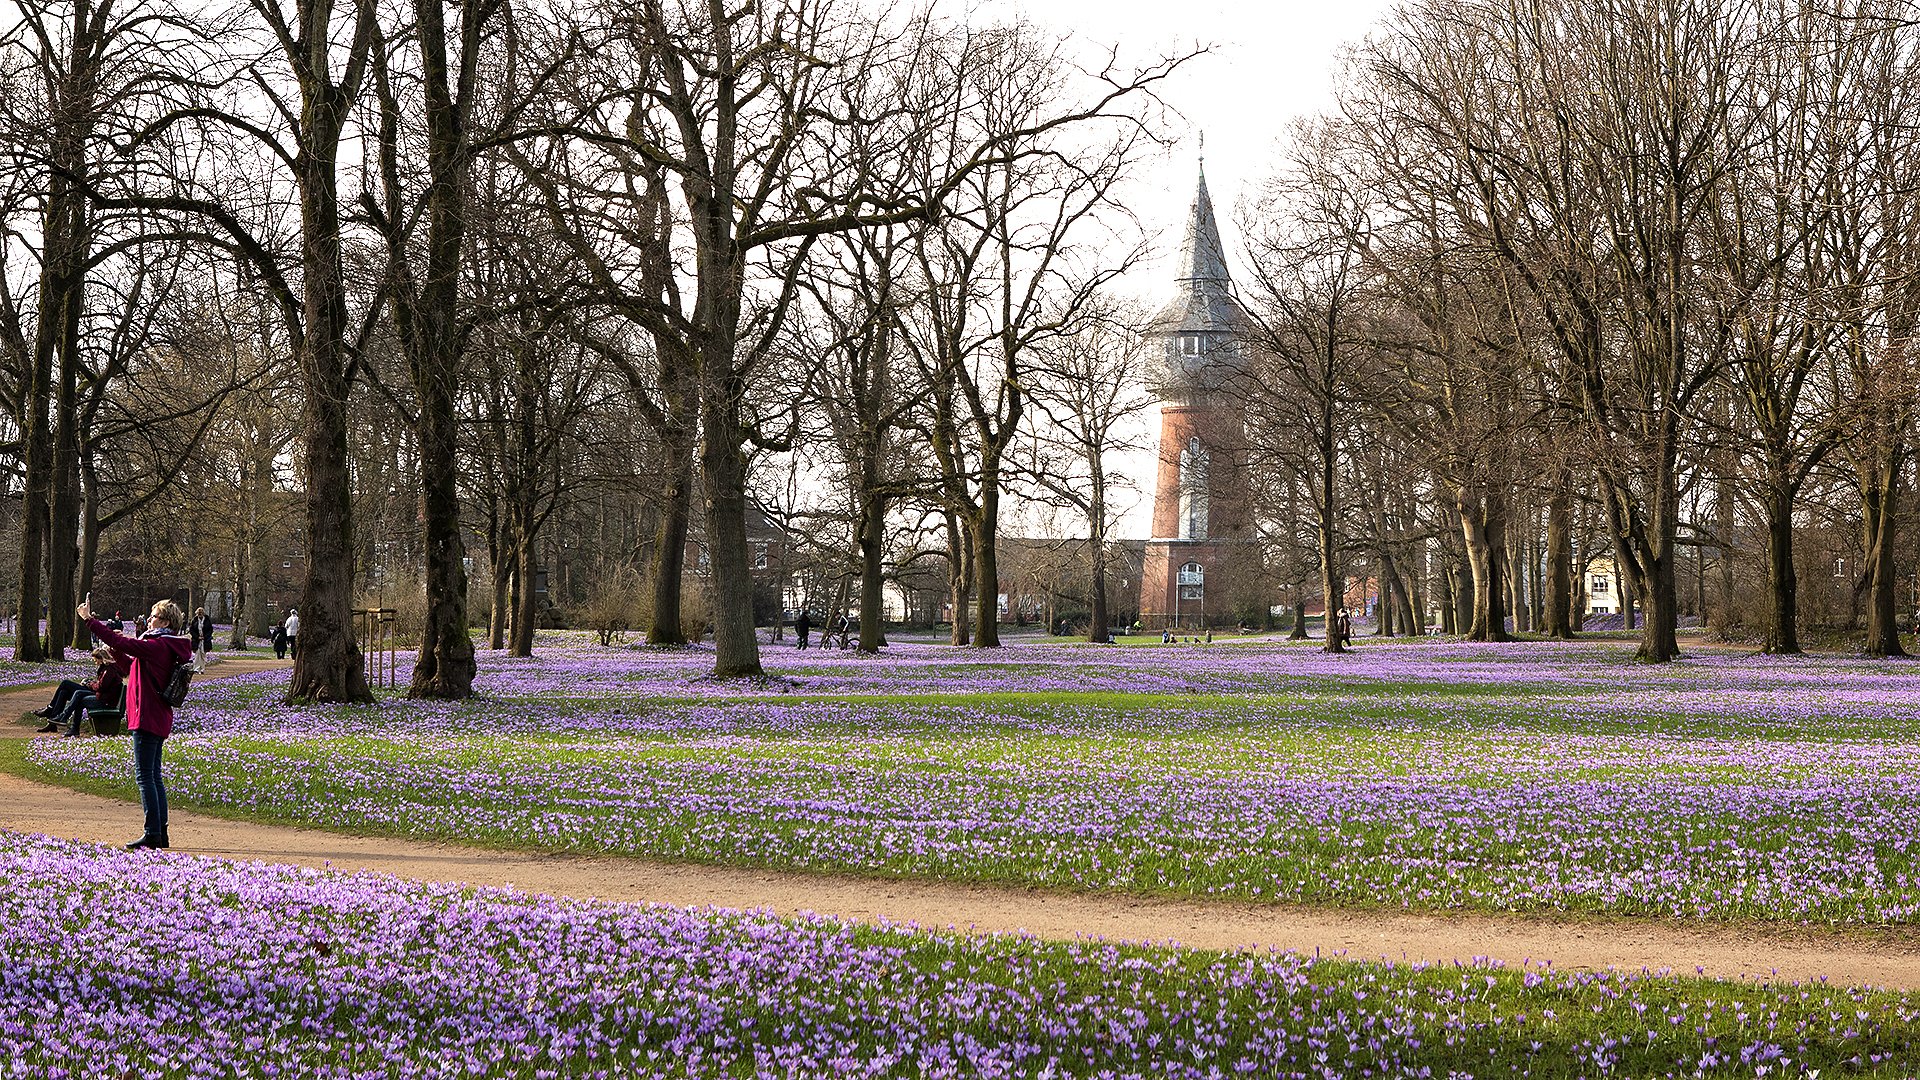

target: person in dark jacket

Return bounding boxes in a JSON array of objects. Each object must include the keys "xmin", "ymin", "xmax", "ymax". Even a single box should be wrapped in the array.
[
  {"xmin": 188, "ymin": 606, "xmax": 215, "ymax": 671},
  {"xmin": 794, "ymin": 611, "xmax": 811, "ymax": 650},
  {"xmin": 36, "ymin": 647, "xmax": 125, "ymax": 736},
  {"xmin": 81, "ymin": 599, "xmax": 193, "ymax": 850},
  {"xmin": 270, "ymin": 619, "xmax": 288, "ymax": 659}
]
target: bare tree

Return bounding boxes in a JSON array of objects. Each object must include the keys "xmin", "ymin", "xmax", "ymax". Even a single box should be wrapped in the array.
[{"xmin": 1027, "ymin": 300, "xmax": 1152, "ymax": 642}]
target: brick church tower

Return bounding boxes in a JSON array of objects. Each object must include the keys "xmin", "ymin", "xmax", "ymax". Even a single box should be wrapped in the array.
[{"xmin": 1138, "ymin": 166, "xmax": 1254, "ymax": 630}]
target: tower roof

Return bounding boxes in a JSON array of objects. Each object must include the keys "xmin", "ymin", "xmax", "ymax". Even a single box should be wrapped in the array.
[
  {"xmin": 1149, "ymin": 166, "xmax": 1245, "ymax": 336},
  {"xmin": 1147, "ymin": 165, "xmax": 1249, "ymax": 398}
]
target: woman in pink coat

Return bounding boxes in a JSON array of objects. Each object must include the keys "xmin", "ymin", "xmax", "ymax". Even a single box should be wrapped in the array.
[{"xmin": 81, "ymin": 599, "xmax": 193, "ymax": 850}]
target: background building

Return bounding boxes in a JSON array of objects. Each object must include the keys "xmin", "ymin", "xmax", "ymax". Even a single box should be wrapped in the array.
[{"xmin": 1137, "ymin": 168, "xmax": 1258, "ymax": 630}]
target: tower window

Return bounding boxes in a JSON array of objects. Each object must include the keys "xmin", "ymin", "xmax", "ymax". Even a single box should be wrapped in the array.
[{"xmin": 1178, "ymin": 438, "xmax": 1209, "ymax": 540}]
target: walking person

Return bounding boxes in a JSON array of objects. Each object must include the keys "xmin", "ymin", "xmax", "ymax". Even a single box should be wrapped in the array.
[
  {"xmin": 794, "ymin": 610, "xmax": 811, "ymax": 650},
  {"xmin": 188, "ymin": 606, "xmax": 215, "ymax": 672},
  {"xmin": 284, "ymin": 607, "xmax": 300, "ymax": 659},
  {"xmin": 270, "ymin": 618, "xmax": 288, "ymax": 659},
  {"xmin": 80, "ymin": 599, "xmax": 192, "ymax": 850}
]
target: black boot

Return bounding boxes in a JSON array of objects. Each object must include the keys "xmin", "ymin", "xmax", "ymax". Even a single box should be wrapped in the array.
[
  {"xmin": 154, "ymin": 829, "xmax": 169, "ymax": 850},
  {"xmin": 36, "ymin": 721, "xmax": 58, "ymax": 733},
  {"xmin": 124, "ymin": 837, "xmax": 155, "ymax": 850}
]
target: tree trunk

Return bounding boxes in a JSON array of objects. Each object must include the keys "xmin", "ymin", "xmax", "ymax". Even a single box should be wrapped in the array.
[
  {"xmin": 1634, "ymin": 538, "xmax": 1681, "ymax": 662},
  {"xmin": 74, "ymin": 460, "xmax": 102, "ymax": 647},
  {"xmin": 1290, "ymin": 583, "xmax": 1310, "ymax": 639},
  {"xmin": 285, "ymin": 64, "xmax": 372, "ymax": 704},
  {"xmin": 857, "ymin": 486, "xmax": 887, "ymax": 653},
  {"xmin": 1544, "ymin": 479, "xmax": 1574, "ymax": 638},
  {"xmin": 1761, "ymin": 482, "xmax": 1800, "ymax": 654},
  {"xmin": 50, "ymin": 295, "xmax": 83, "ymax": 659},
  {"xmin": 1506, "ymin": 529, "xmax": 1529, "ymax": 634},
  {"xmin": 484, "ymin": 505, "xmax": 507, "ymax": 650},
  {"xmin": 1318, "ymin": 418, "xmax": 1343, "ymax": 653},
  {"xmin": 646, "ymin": 424, "xmax": 694, "ymax": 646},
  {"xmin": 1457, "ymin": 486, "xmax": 1510, "ymax": 642},
  {"xmin": 1861, "ymin": 458, "xmax": 1907, "ymax": 657},
  {"xmin": 946, "ymin": 512, "xmax": 972, "ymax": 646},
  {"xmin": 510, "ymin": 509, "xmax": 537, "ymax": 657},
  {"xmin": 699, "ymin": 389, "xmax": 763, "ymax": 676},
  {"xmin": 972, "ymin": 484, "xmax": 1002, "ymax": 648},
  {"xmin": 1087, "ymin": 473, "xmax": 1110, "ymax": 643}
]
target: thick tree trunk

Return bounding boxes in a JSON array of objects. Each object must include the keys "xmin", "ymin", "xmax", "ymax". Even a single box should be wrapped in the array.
[
  {"xmin": 397, "ymin": 0, "xmax": 482, "ymax": 703},
  {"xmin": 646, "ymin": 425, "xmax": 694, "ymax": 646},
  {"xmin": 1761, "ymin": 483, "xmax": 1800, "ymax": 654},
  {"xmin": 50, "ymin": 289, "xmax": 83, "ymax": 659},
  {"xmin": 410, "ymin": 375, "xmax": 474, "ymax": 695},
  {"xmin": 1457, "ymin": 487, "xmax": 1510, "ymax": 642},
  {"xmin": 510, "ymin": 508, "xmax": 536, "ymax": 657},
  {"xmin": 1087, "ymin": 474, "xmax": 1110, "ymax": 643},
  {"xmin": 1318, "ymin": 423, "xmax": 1343, "ymax": 653},
  {"xmin": 13, "ymin": 196, "xmax": 70, "ymax": 662},
  {"xmin": 1505, "ymin": 529, "xmax": 1529, "ymax": 634},
  {"xmin": 1634, "ymin": 539, "xmax": 1681, "ymax": 662},
  {"xmin": 1544, "ymin": 480, "xmax": 1573, "ymax": 638},
  {"xmin": 857, "ymin": 486, "xmax": 887, "ymax": 653},
  {"xmin": 946, "ymin": 513, "xmax": 972, "ymax": 646},
  {"xmin": 286, "ymin": 80, "xmax": 371, "ymax": 704},
  {"xmin": 1630, "ymin": 459, "xmax": 1683, "ymax": 662},
  {"xmin": 699, "ymin": 393, "xmax": 763, "ymax": 676},
  {"xmin": 1861, "ymin": 461, "xmax": 1907, "ymax": 657},
  {"xmin": 1290, "ymin": 583, "xmax": 1309, "ymax": 639},
  {"xmin": 972, "ymin": 479, "xmax": 1002, "ymax": 648}
]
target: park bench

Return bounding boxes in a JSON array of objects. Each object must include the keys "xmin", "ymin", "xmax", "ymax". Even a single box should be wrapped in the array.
[{"xmin": 83, "ymin": 706, "xmax": 125, "ymax": 736}]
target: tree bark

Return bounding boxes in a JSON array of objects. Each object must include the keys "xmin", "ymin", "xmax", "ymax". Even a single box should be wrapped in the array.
[
  {"xmin": 1087, "ymin": 472, "xmax": 1110, "ymax": 643},
  {"xmin": 509, "ymin": 502, "xmax": 536, "ymax": 657},
  {"xmin": 1761, "ymin": 482, "xmax": 1801, "ymax": 653},
  {"xmin": 1861, "ymin": 455, "xmax": 1907, "ymax": 657},
  {"xmin": 972, "ymin": 475, "xmax": 1003, "ymax": 648},
  {"xmin": 857, "ymin": 485, "xmax": 888, "ymax": 653},
  {"xmin": 947, "ymin": 512, "xmax": 973, "ymax": 646},
  {"xmin": 646, "ymin": 415, "xmax": 695, "ymax": 646},
  {"xmin": 1456, "ymin": 485, "xmax": 1510, "ymax": 642},
  {"xmin": 285, "ymin": 0, "xmax": 376, "ymax": 704},
  {"xmin": 1544, "ymin": 478, "xmax": 1573, "ymax": 638}
]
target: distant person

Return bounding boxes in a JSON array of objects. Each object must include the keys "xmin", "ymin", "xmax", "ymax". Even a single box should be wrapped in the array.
[
  {"xmin": 1337, "ymin": 608, "xmax": 1354, "ymax": 648},
  {"xmin": 284, "ymin": 607, "xmax": 300, "ymax": 659},
  {"xmin": 110, "ymin": 610, "xmax": 126, "ymax": 634},
  {"xmin": 270, "ymin": 618, "xmax": 288, "ymax": 659},
  {"xmin": 1161, "ymin": 627, "xmax": 1173, "ymax": 644},
  {"xmin": 188, "ymin": 606, "xmax": 215, "ymax": 671},
  {"xmin": 1204, "ymin": 629, "xmax": 1213, "ymax": 644},
  {"xmin": 794, "ymin": 610, "xmax": 811, "ymax": 649},
  {"xmin": 81, "ymin": 598, "xmax": 193, "ymax": 850}
]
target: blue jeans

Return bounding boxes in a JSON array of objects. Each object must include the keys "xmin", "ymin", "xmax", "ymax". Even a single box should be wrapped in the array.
[
  {"xmin": 57, "ymin": 690, "xmax": 98, "ymax": 735},
  {"xmin": 43, "ymin": 680, "xmax": 86, "ymax": 715},
  {"xmin": 131, "ymin": 731, "xmax": 167, "ymax": 840}
]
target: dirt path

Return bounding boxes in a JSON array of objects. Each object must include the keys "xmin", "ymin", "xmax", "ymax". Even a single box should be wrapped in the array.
[{"xmin": 5, "ymin": 666, "xmax": 1919, "ymax": 988}]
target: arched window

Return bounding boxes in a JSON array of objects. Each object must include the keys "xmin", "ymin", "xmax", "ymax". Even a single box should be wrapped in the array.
[{"xmin": 1179, "ymin": 561, "xmax": 1204, "ymax": 600}]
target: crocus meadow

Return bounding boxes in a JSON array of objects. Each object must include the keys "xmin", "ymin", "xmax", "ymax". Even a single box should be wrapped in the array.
[
  {"xmin": 28, "ymin": 636, "xmax": 1920, "ymax": 923},
  {"xmin": 0, "ymin": 832, "xmax": 1913, "ymax": 1079}
]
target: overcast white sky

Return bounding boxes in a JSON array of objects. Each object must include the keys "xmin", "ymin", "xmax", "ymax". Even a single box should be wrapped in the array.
[{"xmin": 976, "ymin": 0, "xmax": 1402, "ymax": 536}]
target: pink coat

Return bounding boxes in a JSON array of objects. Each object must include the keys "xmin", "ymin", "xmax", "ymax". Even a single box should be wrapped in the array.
[{"xmin": 87, "ymin": 619, "xmax": 193, "ymax": 738}]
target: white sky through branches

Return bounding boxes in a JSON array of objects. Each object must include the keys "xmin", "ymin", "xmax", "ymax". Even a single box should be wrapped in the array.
[{"xmin": 978, "ymin": 0, "xmax": 1399, "ymax": 539}]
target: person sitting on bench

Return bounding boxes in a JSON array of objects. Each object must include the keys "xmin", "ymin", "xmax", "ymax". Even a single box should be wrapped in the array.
[{"xmin": 38, "ymin": 648, "xmax": 126, "ymax": 736}]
